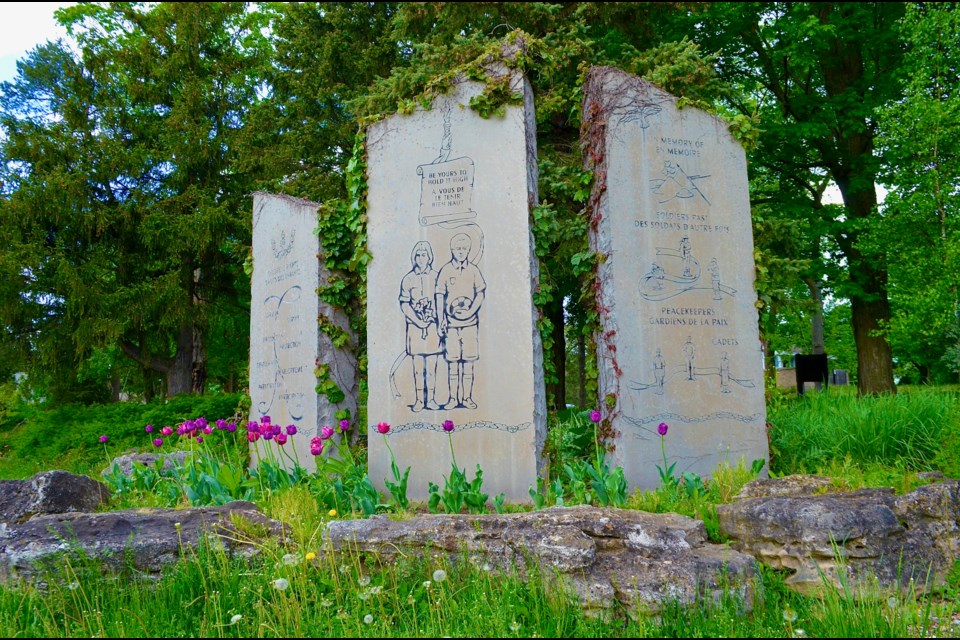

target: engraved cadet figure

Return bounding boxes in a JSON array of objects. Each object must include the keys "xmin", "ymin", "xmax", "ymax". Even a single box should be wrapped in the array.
[
  {"xmin": 719, "ymin": 351, "xmax": 732, "ymax": 394},
  {"xmin": 399, "ymin": 241, "xmax": 442, "ymax": 412},
  {"xmin": 682, "ymin": 335, "xmax": 696, "ymax": 381},
  {"xmin": 653, "ymin": 348, "xmax": 666, "ymax": 395},
  {"xmin": 436, "ymin": 233, "xmax": 486, "ymax": 410}
]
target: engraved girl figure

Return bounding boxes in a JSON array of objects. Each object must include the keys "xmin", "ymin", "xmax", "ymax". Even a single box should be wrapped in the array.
[{"xmin": 399, "ymin": 241, "xmax": 442, "ymax": 411}]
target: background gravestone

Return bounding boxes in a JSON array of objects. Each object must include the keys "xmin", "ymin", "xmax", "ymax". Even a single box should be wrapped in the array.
[
  {"xmin": 582, "ymin": 67, "xmax": 768, "ymax": 490},
  {"xmin": 250, "ymin": 193, "xmax": 357, "ymax": 472},
  {"xmin": 366, "ymin": 69, "xmax": 546, "ymax": 502}
]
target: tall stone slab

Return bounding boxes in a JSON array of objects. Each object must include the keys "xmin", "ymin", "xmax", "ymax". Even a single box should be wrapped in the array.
[
  {"xmin": 582, "ymin": 67, "xmax": 768, "ymax": 490},
  {"xmin": 366, "ymin": 71, "xmax": 546, "ymax": 502},
  {"xmin": 250, "ymin": 193, "xmax": 358, "ymax": 472}
]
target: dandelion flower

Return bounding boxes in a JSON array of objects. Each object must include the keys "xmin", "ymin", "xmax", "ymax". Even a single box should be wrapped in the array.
[
  {"xmin": 67, "ymin": 581, "xmax": 79, "ymax": 591},
  {"xmin": 364, "ymin": 614, "xmax": 374, "ymax": 625},
  {"xmin": 783, "ymin": 606, "xmax": 797, "ymax": 623},
  {"xmin": 272, "ymin": 578, "xmax": 289, "ymax": 591},
  {"xmin": 510, "ymin": 621, "xmax": 521, "ymax": 632},
  {"xmin": 305, "ymin": 552, "xmax": 316, "ymax": 562},
  {"xmin": 281, "ymin": 553, "xmax": 299, "ymax": 566},
  {"xmin": 358, "ymin": 575, "xmax": 371, "ymax": 587},
  {"xmin": 370, "ymin": 585, "xmax": 383, "ymax": 595},
  {"xmin": 432, "ymin": 568, "xmax": 447, "ymax": 583},
  {"xmin": 230, "ymin": 614, "xmax": 243, "ymax": 625},
  {"xmin": 358, "ymin": 591, "xmax": 371, "ymax": 601},
  {"xmin": 321, "ymin": 598, "xmax": 333, "ymax": 608},
  {"xmin": 422, "ymin": 580, "xmax": 431, "ymax": 589},
  {"xmin": 328, "ymin": 509, "xmax": 337, "ymax": 517}
]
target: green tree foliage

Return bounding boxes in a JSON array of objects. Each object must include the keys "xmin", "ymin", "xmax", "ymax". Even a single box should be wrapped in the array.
[
  {"xmin": 878, "ymin": 3, "xmax": 960, "ymax": 384},
  {"xmin": 686, "ymin": 2, "xmax": 907, "ymax": 394},
  {"xmin": 0, "ymin": 2, "xmax": 272, "ymax": 399}
]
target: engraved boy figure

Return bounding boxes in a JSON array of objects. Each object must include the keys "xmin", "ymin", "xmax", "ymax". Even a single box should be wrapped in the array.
[
  {"xmin": 399, "ymin": 241, "xmax": 442, "ymax": 411},
  {"xmin": 436, "ymin": 233, "xmax": 486, "ymax": 409}
]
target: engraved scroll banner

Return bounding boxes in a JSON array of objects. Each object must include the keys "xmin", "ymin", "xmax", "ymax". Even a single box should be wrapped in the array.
[{"xmin": 417, "ymin": 156, "xmax": 477, "ymax": 226}]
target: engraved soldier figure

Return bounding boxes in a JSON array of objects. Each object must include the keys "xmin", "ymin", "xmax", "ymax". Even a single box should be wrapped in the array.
[
  {"xmin": 679, "ymin": 236, "xmax": 693, "ymax": 278},
  {"xmin": 399, "ymin": 241, "xmax": 442, "ymax": 411},
  {"xmin": 653, "ymin": 348, "xmax": 666, "ymax": 395},
  {"xmin": 708, "ymin": 258, "xmax": 722, "ymax": 301},
  {"xmin": 436, "ymin": 233, "xmax": 486, "ymax": 409}
]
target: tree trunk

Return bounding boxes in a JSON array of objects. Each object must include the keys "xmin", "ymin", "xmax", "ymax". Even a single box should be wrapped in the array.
[
  {"xmin": 166, "ymin": 322, "xmax": 194, "ymax": 397},
  {"xmin": 192, "ymin": 322, "xmax": 206, "ymax": 394},
  {"xmin": 850, "ymin": 294, "xmax": 895, "ymax": 395},
  {"xmin": 577, "ymin": 331, "xmax": 587, "ymax": 408},
  {"xmin": 807, "ymin": 278, "xmax": 825, "ymax": 355},
  {"xmin": 546, "ymin": 299, "xmax": 566, "ymax": 410}
]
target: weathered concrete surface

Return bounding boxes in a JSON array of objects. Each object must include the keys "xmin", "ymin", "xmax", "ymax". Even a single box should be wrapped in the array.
[
  {"xmin": 719, "ymin": 478, "xmax": 960, "ymax": 595},
  {"xmin": 582, "ymin": 66, "xmax": 767, "ymax": 491},
  {"xmin": 325, "ymin": 505, "xmax": 757, "ymax": 616},
  {"xmin": 365, "ymin": 54, "xmax": 546, "ymax": 501},
  {"xmin": 250, "ymin": 192, "xmax": 358, "ymax": 471},
  {"xmin": 0, "ymin": 471, "xmax": 110, "ymax": 525},
  {"xmin": 0, "ymin": 501, "xmax": 286, "ymax": 582}
]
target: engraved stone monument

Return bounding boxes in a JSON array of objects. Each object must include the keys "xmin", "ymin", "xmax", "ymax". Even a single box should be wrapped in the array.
[
  {"xmin": 582, "ymin": 67, "xmax": 768, "ymax": 490},
  {"xmin": 366, "ymin": 70, "xmax": 546, "ymax": 502},
  {"xmin": 250, "ymin": 193, "xmax": 358, "ymax": 472}
]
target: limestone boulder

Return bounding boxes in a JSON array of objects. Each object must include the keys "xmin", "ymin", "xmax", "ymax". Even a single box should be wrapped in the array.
[
  {"xmin": 104, "ymin": 450, "xmax": 192, "ymax": 478},
  {"xmin": 0, "ymin": 471, "xmax": 111, "ymax": 525},
  {"xmin": 718, "ymin": 478, "xmax": 960, "ymax": 595},
  {"xmin": 0, "ymin": 501, "xmax": 286, "ymax": 582},
  {"xmin": 325, "ymin": 505, "xmax": 757, "ymax": 617}
]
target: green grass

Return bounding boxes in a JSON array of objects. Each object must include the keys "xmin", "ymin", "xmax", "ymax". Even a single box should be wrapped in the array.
[
  {"xmin": 0, "ymin": 540, "xmax": 950, "ymax": 638},
  {"xmin": 1, "ymin": 389, "xmax": 959, "ymax": 636},
  {"xmin": 0, "ymin": 393, "xmax": 246, "ymax": 479},
  {"xmin": 767, "ymin": 386, "xmax": 960, "ymax": 477}
]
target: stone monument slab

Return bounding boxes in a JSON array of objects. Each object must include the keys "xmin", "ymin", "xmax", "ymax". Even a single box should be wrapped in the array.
[
  {"xmin": 582, "ymin": 67, "xmax": 768, "ymax": 490},
  {"xmin": 366, "ymin": 71, "xmax": 546, "ymax": 502},
  {"xmin": 250, "ymin": 193, "xmax": 358, "ymax": 472}
]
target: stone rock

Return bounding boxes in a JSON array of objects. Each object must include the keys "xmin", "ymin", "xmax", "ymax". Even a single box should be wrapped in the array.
[
  {"xmin": 0, "ymin": 471, "xmax": 111, "ymax": 525},
  {"xmin": 104, "ymin": 451, "xmax": 192, "ymax": 478},
  {"xmin": 250, "ymin": 192, "xmax": 358, "ymax": 472},
  {"xmin": 325, "ymin": 505, "xmax": 757, "ymax": 616},
  {"xmin": 581, "ymin": 65, "xmax": 768, "ymax": 492},
  {"xmin": 718, "ymin": 478, "xmax": 960, "ymax": 595},
  {"xmin": 733, "ymin": 475, "xmax": 834, "ymax": 500},
  {"xmin": 0, "ymin": 501, "xmax": 286, "ymax": 582},
  {"xmin": 365, "ymin": 50, "xmax": 546, "ymax": 502}
]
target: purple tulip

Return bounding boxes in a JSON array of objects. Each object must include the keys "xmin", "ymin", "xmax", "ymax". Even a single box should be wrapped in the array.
[
  {"xmin": 153, "ymin": 438, "xmax": 163, "ymax": 447},
  {"xmin": 247, "ymin": 421, "xmax": 259, "ymax": 434},
  {"xmin": 442, "ymin": 419, "xmax": 455, "ymax": 432},
  {"xmin": 320, "ymin": 425, "xmax": 335, "ymax": 440},
  {"xmin": 276, "ymin": 433, "xmax": 288, "ymax": 446},
  {"xmin": 145, "ymin": 424, "xmax": 154, "ymax": 434},
  {"xmin": 196, "ymin": 436, "xmax": 203, "ymax": 444},
  {"xmin": 226, "ymin": 422, "xmax": 237, "ymax": 433},
  {"xmin": 589, "ymin": 410, "xmax": 601, "ymax": 423},
  {"xmin": 310, "ymin": 436, "xmax": 324, "ymax": 456},
  {"xmin": 261, "ymin": 415, "xmax": 272, "ymax": 425},
  {"xmin": 377, "ymin": 422, "xmax": 390, "ymax": 435},
  {"xmin": 99, "ymin": 435, "xmax": 109, "ymax": 444},
  {"xmin": 339, "ymin": 419, "xmax": 351, "ymax": 432},
  {"xmin": 216, "ymin": 419, "xmax": 227, "ymax": 430},
  {"xmin": 657, "ymin": 422, "xmax": 669, "ymax": 436},
  {"xmin": 203, "ymin": 425, "xmax": 213, "ymax": 435},
  {"xmin": 262, "ymin": 431, "xmax": 274, "ymax": 441},
  {"xmin": 161, "ymin": 426, "xmax": 173, "ymax": 436},
  {"xmin": 286, "ymin": 424, "xmax": 297, "ymax": 436}
]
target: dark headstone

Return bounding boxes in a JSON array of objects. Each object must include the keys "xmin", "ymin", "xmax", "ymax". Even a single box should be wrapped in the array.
[{"xmin": 794, "ymin": 354, "xmax": 828, "ymax": 395}]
